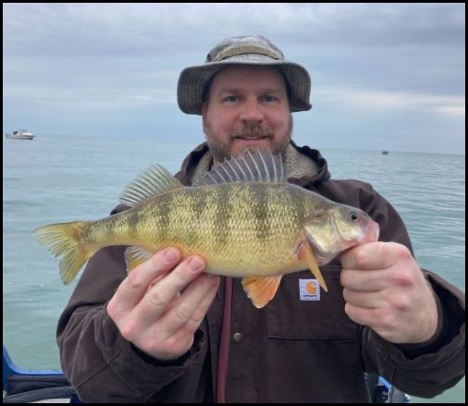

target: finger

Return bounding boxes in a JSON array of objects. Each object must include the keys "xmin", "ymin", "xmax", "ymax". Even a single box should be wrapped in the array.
[
  {"xmin": 344, "ymin": 302, "xmax": 383, "ymax": 327},
  {"xmin": 341, "ymin": 242, "xmax": 400, "ymax": 270},
  {"xmin": 185, "ymin": 275, "xmax": 220, "ymax": 329},
  {"xmin": 136, "ymin": 255, "xmax": 207, "ymax": 322},
  {"xmin": 342, "ymin": 287, "xmax": 386, "ymax": 308},
  {"xmin": 136, "ymin": 274, "xmax": 220, "ymax": 361},
  {"xmin": 163, "ymin": 274, "xmax": 220, "ymax": 337},
  {"xmin": 145, "ymin": 256, "xmax": 206, "ymax": 308},
  {"xmin": 112, "ymin": 247, "xmax": 182, "ymax": 311},
  {"xmin": 340, "ymin": 268, "xmax": 388, "ymax": 292},
  {"xmin": 344, "ymin": 303, "xmax": 399, "ymax": 340}
]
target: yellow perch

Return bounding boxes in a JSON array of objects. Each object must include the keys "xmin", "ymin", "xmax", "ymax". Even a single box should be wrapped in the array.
[{"xmin": 33, "ymin": 149, "xmax": 379, "ymax": 308}]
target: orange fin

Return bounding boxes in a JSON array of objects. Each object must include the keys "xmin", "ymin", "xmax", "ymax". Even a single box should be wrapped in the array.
[
  {"xmin": 241, "ymin": 275, "xmax": 283, "ymax": 308},
  {"xmin": 298, "ymin": 243, "xmax": 329, "ymax": 292}
]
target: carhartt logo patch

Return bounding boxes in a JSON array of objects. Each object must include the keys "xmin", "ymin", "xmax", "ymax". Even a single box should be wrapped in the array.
[{"xmin": 299, "ymin": 279, "xmax": 320, "ymax": 301}]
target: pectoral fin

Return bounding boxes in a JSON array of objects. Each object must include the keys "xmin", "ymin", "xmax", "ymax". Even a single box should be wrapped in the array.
[
  {"xmin": 241, "ymin": 275, "xmax": 283, "ymax": 308},
  {"xmin": 124, "ymin": 246, "xmax": 154, "ymax": 272},
  {"xmin": 298, "ymin": 243, "xmax": 328, "ymax": 292}
]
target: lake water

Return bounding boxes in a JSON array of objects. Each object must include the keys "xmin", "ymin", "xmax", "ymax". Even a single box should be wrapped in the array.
[{"xmin": 3, "ymin": 134, "xmax": 465, "ymax": 402}]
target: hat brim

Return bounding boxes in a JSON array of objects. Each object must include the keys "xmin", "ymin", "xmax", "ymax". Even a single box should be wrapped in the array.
[{"xmin": 177, "ymin": 55, "xmax": 312, "ymax": 115}]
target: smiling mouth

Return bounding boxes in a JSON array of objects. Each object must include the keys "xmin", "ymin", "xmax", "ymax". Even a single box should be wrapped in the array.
[
  {"xmin": 233, "ymin": 133, "xmax": 273, "ymax": 141},
  {"xmin": 235, "ymin": 136, "xmax": 270, "ymax": 140},
  {"xmin": 232, "ymin": 126, "xmax": 273, "ymax": 140}
]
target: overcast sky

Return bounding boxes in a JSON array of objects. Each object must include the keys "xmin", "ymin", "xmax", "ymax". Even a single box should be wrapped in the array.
[{"xmin": 3, "ymin": 3, "xmax": 465, "ymax": 154}]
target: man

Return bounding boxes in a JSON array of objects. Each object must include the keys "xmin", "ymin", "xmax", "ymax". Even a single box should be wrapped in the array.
[{"xmin": 56, "ymin": 35, "xmax": 465, "ymax": 403}]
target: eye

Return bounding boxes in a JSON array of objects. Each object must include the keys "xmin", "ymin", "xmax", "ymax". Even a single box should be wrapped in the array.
[
  {"xmin": 349, "ymin": 211, "xmax": 358, "ymax": 221},
  {"xmin": 262, "ymin": 95, "xmax": 279, "ymax": 103},
  {"xmin": 223, "ymin": 95, "xmax": 238, "ymax": 103}
]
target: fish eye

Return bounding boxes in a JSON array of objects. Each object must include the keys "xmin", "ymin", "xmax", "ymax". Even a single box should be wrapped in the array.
[{"xmin": 349, "ymin": 211, "xmax": 358, "ymax": 221}]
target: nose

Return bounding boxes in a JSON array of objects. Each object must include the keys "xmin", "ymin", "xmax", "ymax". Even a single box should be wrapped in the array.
[{"xmin": 239, "ymin": 98, "xmax": 264, "ymax": 122}]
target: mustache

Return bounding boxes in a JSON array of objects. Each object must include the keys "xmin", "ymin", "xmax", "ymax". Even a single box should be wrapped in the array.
[{"xmin": 231, "ymin": 126, "xmax": 273, "ymax": 138}]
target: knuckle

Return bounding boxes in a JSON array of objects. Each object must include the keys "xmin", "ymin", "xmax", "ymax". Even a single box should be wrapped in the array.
[
  {"xmin": 174, "ymin": 303, "xmax": 193, "ymax": 322},
  {"xmin": 119, "ymin": 322, "xmax": 138, "ymax": 341},
  {"xmin": 376, "ymin": 308, "xmax": 396, "ymax": 329},
  {"xmin": 394, "ymin": 243, "xmax": 413, "ymax": 261},
  {"xmin": 146, "ymin": 288, "xmax": 167, "ymax": 308},
  {"xmin": 390, "ymin": 294, "xmax": 410, "ymax": 312},
  {"xmin": 353, "ymin": 247, "xmax": 368, "ymax": 268},
  {"xmin": 342, "ymin": 287, "xmax": 351, "ymax": 302},
  {"xmin": 126, "ymin": 269, "xmax": 146, "ymax": 290},
  {"xmin": 189, "ymin": 308, "xmax": 205, "ymax": 326},
  {"xmin": 340, "ymin": 269, "xmax": 351, "ymax": 287},
  {"xmin": 391, "ymin": 268, "xmax": 415, "ymax": 287},
  {"xmin": 106, "ymin": 298, "xmax": 118, "ymax": 318},
  {"xmin": 343, "ymin": 302, "xmax": 354, "ymax": 320}
]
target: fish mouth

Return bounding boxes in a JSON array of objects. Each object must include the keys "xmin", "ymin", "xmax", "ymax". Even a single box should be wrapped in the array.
[
  {"xmin": 360, "ymin": 220, "xmax": 380, "ymax": 244},
  {"xmin": 303, "ymin": 217, "xmax": 380, "ymax": 266},
  {"xmin": 333, "ymin": 217, "xmax": 380, "ymax": 248}
]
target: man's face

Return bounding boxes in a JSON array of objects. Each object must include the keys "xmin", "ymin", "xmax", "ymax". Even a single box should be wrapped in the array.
[{"xmin": 201, "ymin": 65, "xmax": 293, "ymax": 163}]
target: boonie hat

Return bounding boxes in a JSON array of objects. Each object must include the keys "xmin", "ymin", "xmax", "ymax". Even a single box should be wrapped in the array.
[{"xmin": 177, "ymin": 35, "xmax": 312, "ymax": 115}]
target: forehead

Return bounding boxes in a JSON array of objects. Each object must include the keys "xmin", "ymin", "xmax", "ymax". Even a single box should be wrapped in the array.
[{"xmin": 210, "ymin": 65, "xmax": 287, "ymax": 91}]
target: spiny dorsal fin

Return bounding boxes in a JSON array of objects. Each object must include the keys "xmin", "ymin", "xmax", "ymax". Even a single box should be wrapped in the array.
[
  {"xmin": 194, "ymin": 149, "xmax": 286, "ymax": 186},
  {"xmin": 120, "ymin": 164, "xmax": 183, "ymax": 207}
]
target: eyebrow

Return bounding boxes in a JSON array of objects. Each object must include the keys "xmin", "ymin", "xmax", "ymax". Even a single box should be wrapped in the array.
[{"xmin": 216, "ymin": 86, "xmax": 286, "ymax": 95}]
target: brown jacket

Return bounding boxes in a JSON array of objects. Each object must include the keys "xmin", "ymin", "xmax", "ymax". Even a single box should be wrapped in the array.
[{"xmin": 56, "ymin": 142, "xmax": 465, "ymax": 403}]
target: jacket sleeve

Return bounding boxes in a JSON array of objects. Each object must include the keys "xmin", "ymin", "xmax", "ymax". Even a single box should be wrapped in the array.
[
  {"xmin": 357, "ymin": 184, "xmax": 466, "ymax": 398},
  {"xmin": 56, "ymin": 206, "xmax": 206, "ymax": 403},
  {"xmin": 362, "ymin": 270, "xmax": 465, "ymax": 398}
]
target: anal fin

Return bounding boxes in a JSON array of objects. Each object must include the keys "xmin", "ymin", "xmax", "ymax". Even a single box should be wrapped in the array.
[{"xmin": 241, "ymin": 275, "xmax": 283, "ymax": 308}]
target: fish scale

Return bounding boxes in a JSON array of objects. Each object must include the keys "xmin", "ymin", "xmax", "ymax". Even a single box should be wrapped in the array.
[{"xmin": 33, "ymin": 149, "xmax": 379, "ymax": 308}]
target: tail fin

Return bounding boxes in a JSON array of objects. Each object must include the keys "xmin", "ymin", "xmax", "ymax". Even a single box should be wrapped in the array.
[{"xmin": 33, "ymin": 221, "xmax": 91, "ymax": 285}]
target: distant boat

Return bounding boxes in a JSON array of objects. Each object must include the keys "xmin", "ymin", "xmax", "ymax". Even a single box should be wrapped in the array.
[
  {"xmin": 381, "ymin": 150, "xmax": 389, "ymax": 155},
  {"xmin": 5, "ymin": 129, "xmax": 35, "ymax": 140}
]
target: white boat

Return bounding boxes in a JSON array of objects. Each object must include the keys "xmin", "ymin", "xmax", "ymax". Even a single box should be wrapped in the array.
[{"xmin": 5, "ymin": 129, "xmax": 35, "ymax": 140}]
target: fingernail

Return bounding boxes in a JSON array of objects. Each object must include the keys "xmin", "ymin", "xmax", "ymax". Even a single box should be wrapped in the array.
[
  {"xmin": 164, "ymin": 247, "xmax": 179, "ymax": 262},
  {"xmin": 188, "ymin": 256, "xmax": 204, "ymax": 272}
]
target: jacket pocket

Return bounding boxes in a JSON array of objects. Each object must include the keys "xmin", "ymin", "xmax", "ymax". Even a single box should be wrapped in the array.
[{"xmin": 266, "ymin": 265, "xmax": 358, "ymax": 340}]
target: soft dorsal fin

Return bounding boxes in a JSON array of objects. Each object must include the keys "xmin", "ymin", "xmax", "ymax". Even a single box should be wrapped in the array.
[
  {"xmin": 194, "ymin": 149, "xmax": 286, "ymax": 186},
  {"xmin": 120, "ymin": 164, "xmax": 183, "ymax": 207}
]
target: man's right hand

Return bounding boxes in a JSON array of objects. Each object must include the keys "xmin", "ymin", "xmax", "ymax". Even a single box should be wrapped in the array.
[{"xmin": 107, "ymin": 247, "xmax": 220, "ymax": 361}]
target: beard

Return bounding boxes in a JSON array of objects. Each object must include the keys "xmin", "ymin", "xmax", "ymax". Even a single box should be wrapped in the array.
[{"xmin": 203, "ymin": 116, "xmax": 294, "ymax": 163}]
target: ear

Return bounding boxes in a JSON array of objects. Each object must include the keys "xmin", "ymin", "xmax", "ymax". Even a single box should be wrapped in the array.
[
  {"xmin": 201, "ymin": 102, "xmax": 209, "ymax": 128},
  {"xmin": 201, "ymin": 101, "xmax": 208, "ymax": 116}
]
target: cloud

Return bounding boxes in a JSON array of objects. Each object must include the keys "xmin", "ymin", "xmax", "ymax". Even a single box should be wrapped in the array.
[
  {"xmin": 3, "ymin": 3, "xmax": 465, "ymax": 56},
  {"xmin": 315, "ymin": 86, "xmax": 465, "ymax": 117},
  {"xmin": 3, "ymin": 3, "xmax": 465, "ymax": 154}
]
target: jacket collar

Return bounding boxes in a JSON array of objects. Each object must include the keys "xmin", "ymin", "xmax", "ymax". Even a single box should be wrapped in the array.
[{"xmin": 175, "ymin": 141, "xmax": 331, "ymax": 187}]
